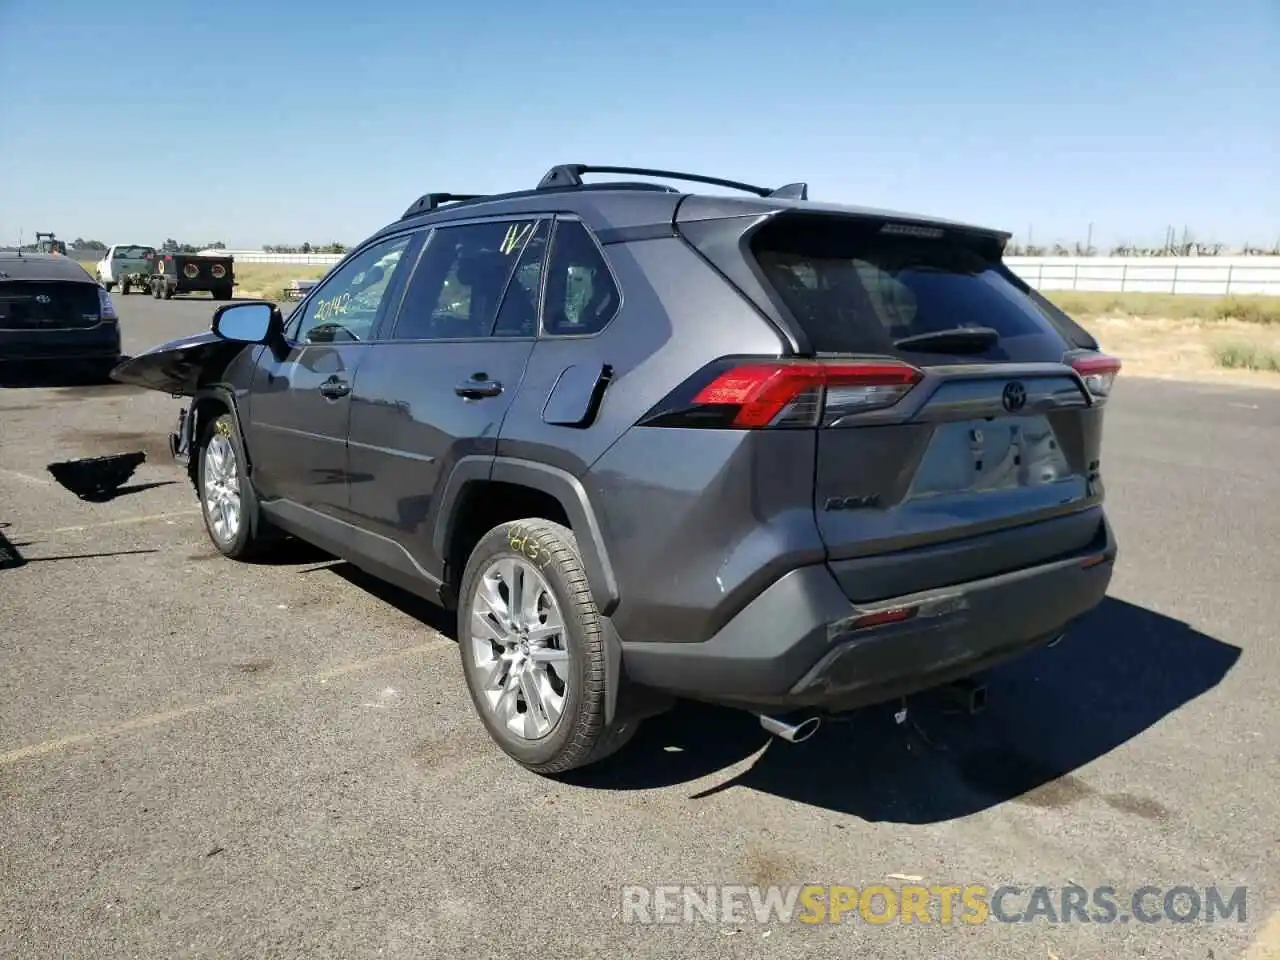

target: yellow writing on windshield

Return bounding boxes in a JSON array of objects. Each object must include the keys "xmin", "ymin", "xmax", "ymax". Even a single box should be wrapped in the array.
[
  {"xmin": 499, "ymin": 222, "xmax": 535, "ymax": 256},
  {"xmin": 314, "ymin": 292, "xmax": 351, "ymax": 323}
]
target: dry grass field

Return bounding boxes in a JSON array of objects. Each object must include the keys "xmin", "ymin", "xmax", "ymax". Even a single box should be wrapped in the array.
[{"xmin": 1052, "ymin": 293, "xmax": 1280, "ymax": 389}]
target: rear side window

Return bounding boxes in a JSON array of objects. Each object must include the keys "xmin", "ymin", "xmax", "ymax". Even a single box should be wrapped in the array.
[
  {"xmin": 540, "ymin": 220, "xmax": 620, "ymax": 336},
  {"xmin": 750, "ymin": 215, "xmax": 1069, "ymax": 361}
]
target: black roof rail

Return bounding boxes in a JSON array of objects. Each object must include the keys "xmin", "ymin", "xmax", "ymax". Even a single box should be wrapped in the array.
[
  {"xmin": 400, "ymin": 192, "xmax": 488, "ymax": 220},
  {"xmin": 537, "ymin": 164, "xmax": 808, "ymax": 200}
]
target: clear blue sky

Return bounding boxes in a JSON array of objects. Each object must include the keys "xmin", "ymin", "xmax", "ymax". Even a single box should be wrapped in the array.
[{"xmin": 1, "ymin": 0, "xmax": 1276, "ymax": 251}]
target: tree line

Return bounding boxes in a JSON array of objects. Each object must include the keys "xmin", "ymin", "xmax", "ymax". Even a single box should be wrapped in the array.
[{"xmin": 60, "ymin": 238, "xmax": 348, "ymax": 255}]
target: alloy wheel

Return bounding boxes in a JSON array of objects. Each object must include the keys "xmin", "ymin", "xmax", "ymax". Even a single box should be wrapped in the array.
[
  {"xmin": 203, "ymin": 434, "xmax": 242, "ymax": 543},
  {"xmin": 469, "ymin": 557, "xmax": 570, "ymax": 740}
]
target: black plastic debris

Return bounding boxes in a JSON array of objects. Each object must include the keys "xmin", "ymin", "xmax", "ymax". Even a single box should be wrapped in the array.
[
  {"xmin": 46, "ymin": 451, "xmax": 147, "ymax": 502},
  {"xmin": 0, "ymin": 524, "xmax": 25, "ymax": 570}
]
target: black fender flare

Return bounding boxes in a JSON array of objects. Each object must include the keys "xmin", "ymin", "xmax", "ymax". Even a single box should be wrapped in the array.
[
  {"xmin": 187, "ymin": 385, "xmax": 251, "ymax": 467},
  {"xmin": 433, "ymin": 456, "xmax": 619, "ymax": 615},
  {"xmin": 433, "ymin": 456, "xmax": 624, "ymax": 725}
]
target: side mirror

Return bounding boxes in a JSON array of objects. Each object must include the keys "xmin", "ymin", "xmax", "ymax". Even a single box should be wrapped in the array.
[{"xmin": 212, "ymin": 302, "xmax": 282, "ymax": 346}]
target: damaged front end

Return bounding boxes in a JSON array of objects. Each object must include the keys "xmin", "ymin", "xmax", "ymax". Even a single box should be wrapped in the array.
[
  {"xmin": 111, "ymin": 300, "xmax": 286, "ymax": 481},
  {"xmin": 109, "ymin": 330, "xmax": 246, "ymax": 398},
  {"xmin": 111, "ymin": 332, "xmax": 249, "ymax": 473},
  {"xmin": 170, "ymin": 406, "xmax": 194, "ymax": 466}
]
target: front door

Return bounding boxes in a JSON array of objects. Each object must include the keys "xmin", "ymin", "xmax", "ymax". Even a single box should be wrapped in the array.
[
  {"xmin": 243, "ymin": 232, "xmax": 421, "ymax": 517},
  {"xmin": 345, "ymin": 217, "xmax": 549, "ymax": 578}
]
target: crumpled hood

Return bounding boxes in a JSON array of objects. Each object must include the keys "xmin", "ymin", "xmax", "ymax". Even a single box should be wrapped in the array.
[{"xmin": 110, "ymin": 330, "xmax": 249, "ymax": 396}]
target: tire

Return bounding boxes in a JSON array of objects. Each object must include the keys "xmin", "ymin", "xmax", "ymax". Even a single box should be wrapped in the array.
[
  {"xmin": 162, "ymin": 283, "xmax": 174, "ymax": 300},
  {"xmin": 102, "ymin": 280, "xmax": 114, "ymax": 291},
  {"xmin": 457, "ymin": 519, "xmax": 638, "ymax": 775},
  {"xmin": 213, "ymin": 284, "xmax": 232, "ymax": 301},
  {"xmin": 151, "ymin": 279, "xmax": 162, "ymax": 299},
  {"xmin": 119, "ymin": 281, "xmax": 129, "ymax": 296},
  {"xmin": 196, "ymin": 412, "xmax": 271, "ymax": 560}
]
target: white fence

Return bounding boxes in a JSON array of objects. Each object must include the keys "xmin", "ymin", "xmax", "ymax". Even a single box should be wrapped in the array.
[
  {"xmin": 200, "ymin": 249, "xmax": 344, "ymax": 265},
  {"xmin": 1005, "ymin": 256, "xmax": 1280, "ymax": 296},
  {"xmin": 206, "ymin": 248, "xmax": 1280, "ymax": 297}
]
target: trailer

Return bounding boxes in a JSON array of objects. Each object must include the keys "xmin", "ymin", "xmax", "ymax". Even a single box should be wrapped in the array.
[{"xmin": 149, "ymin": 252, "xmax": 235, "ymax": 300}]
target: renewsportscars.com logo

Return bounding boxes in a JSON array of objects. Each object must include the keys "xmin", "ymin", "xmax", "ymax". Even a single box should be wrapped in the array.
[{"xmin": 620, "ymin": 884, "xmax": 1251, "ymax": 926}]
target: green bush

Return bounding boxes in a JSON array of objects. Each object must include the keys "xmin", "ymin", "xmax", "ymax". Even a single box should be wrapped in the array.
[{"xmin": 1213, "ymin": 343, "xmax": 1280, "ymax": 372}]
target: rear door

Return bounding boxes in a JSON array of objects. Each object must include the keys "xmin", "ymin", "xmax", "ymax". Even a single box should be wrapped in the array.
[
  {"xmin": 242, "ymin": 231, "xmax": 420, "ymax": 517},
  {"xmin": 344, "ymin": 216, "xmax": 546, "ymax": 578},
  {"xmin": 742, "ymin": 212, "xmax": 1116, "ymax": 601}
]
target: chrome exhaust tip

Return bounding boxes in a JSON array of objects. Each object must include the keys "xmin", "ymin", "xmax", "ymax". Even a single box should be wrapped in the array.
[{"xmin": 758, "ymin": 713, "xmax": 822, "ymax": 743}]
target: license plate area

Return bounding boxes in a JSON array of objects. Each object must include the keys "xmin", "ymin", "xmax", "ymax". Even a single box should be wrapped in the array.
[{"xmin": 906, "ymin": 416, "xmax": 1074, "ymax": 499}]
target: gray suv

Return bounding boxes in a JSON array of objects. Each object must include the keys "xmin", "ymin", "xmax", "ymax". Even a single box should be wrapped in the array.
[{"xmin": 115, "ymin": 164, "xmax": 1121, "ymax": 775}]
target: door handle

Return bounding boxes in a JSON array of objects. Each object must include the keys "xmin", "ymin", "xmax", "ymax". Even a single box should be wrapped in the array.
[
  {"xmin": 319, "ymin": 377, "xmax": 350, "ymax": 399},
  {"xmin": 455, "ymin": 378, "xmax": 503, "ymax": 399}
]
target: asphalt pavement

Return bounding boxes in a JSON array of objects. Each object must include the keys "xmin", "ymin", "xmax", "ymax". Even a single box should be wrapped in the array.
[{"xmin": 1, "ymin": 295, "xmax": 1277, "ymax": 959}]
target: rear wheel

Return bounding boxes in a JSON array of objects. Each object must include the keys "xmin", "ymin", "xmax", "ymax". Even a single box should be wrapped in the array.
[
  {"xmin": 162, "ymin": 282, "xmax": 174, "ymax": 300},
  {"xmin": 119, "ymin": 280, "xmax": 129, "ymax": 295},
  {"xmin": 151, "ymin": 279, "xmax": 162, "ymax": 299},
  {"xmin": 213, "ymin": 284, "xmax": 233, "ymax": 301},
  {"xmin": 458, "ymin": 519, "xmax": 638, "ymax": 775}
]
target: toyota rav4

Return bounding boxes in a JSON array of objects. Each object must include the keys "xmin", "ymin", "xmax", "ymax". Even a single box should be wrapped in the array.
[{"xmin": 113, "ymin": 163, "xmax": 1120, "ymax": 774}]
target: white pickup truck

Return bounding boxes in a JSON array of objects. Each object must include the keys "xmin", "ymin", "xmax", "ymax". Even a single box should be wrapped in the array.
[{"xmin": 95, "ymin": 244, "xmax": 158, "ymax": 294}]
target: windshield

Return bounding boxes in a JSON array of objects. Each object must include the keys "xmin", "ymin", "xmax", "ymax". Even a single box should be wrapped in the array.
[{"xmin": 113, "ymin": 245, "xmax": 155, "ymax": 259}]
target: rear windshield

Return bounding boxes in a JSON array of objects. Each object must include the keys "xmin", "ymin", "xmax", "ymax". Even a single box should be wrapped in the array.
[
  {"xmin": 750, "ymin": 214, "xmax": 1072, "ymax": 361},
  {"xmin": 113, "ymin": 245, "xmax": 155, "ymax": 259}
]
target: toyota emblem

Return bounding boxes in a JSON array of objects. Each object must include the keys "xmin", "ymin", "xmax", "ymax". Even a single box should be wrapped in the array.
[
  {"xmin": 1001, "ymin": 381, "xmax": 1027, "ymax": 413},
  {"xmin": 35, "ymin": 294, "xmax": 51, "ymax": 304}
]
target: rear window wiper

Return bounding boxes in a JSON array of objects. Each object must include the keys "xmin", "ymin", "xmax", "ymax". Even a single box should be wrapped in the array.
[{"xmin": 893, "ymin": 326, "xmax": 999, "ymax": 353}]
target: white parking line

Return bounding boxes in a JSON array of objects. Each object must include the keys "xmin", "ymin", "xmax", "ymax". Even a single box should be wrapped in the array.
[
  {"xmin": 0, "ymin": 467, "xmax": 53, "ymax": 486},
  {"xmin": 17, "ymin": 509, "xmax": 202, "ymax": 539},
  {"xmin": 0, "ymin": 641, "xmax": 445, "ymax": 767}
]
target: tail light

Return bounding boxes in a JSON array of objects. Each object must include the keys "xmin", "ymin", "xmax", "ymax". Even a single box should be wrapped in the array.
[
  {"xmin": 98, "ymin": 286, "xmax": 118, "ymax": 321},
  {"xmin": 638, "ymin": 357, "xmax": 923, "ymax": 429},
  {"xmin": 1070, "ymin": 352, "xmax": 1122, "ymax": 399}
]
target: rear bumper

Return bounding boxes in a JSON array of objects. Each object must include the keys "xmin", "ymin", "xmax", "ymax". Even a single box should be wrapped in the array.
[
  {"xmin": 0, "ymin": 325, "xmax": 121, "ymax": 362},
  {"xmin": 619, "ymin": 516, "xmax": 1117, "ymax": 713}
]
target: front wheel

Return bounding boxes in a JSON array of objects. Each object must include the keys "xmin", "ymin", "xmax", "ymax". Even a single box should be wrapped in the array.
[
  {"xmin": 196, "ymin": 413, "xmax": 271, "ymax": 559},
  {"xmin": 458, "ymin": 519, "xmax": 638, "ymax": 775}
]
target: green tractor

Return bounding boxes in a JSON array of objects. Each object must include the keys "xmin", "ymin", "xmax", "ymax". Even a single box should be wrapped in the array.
[{"xmin": 33, "ymin": 232, "xmax": 68, "ymax": 256}]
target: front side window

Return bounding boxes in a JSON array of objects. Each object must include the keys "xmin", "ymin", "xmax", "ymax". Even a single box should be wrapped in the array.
[
  {"xmin": 288, "ymin": 234, "xmax": 414, "ymax": 343},
  {"xmin": 391, "ymin": 219, "xmax": 543, "ymax": 341}
]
